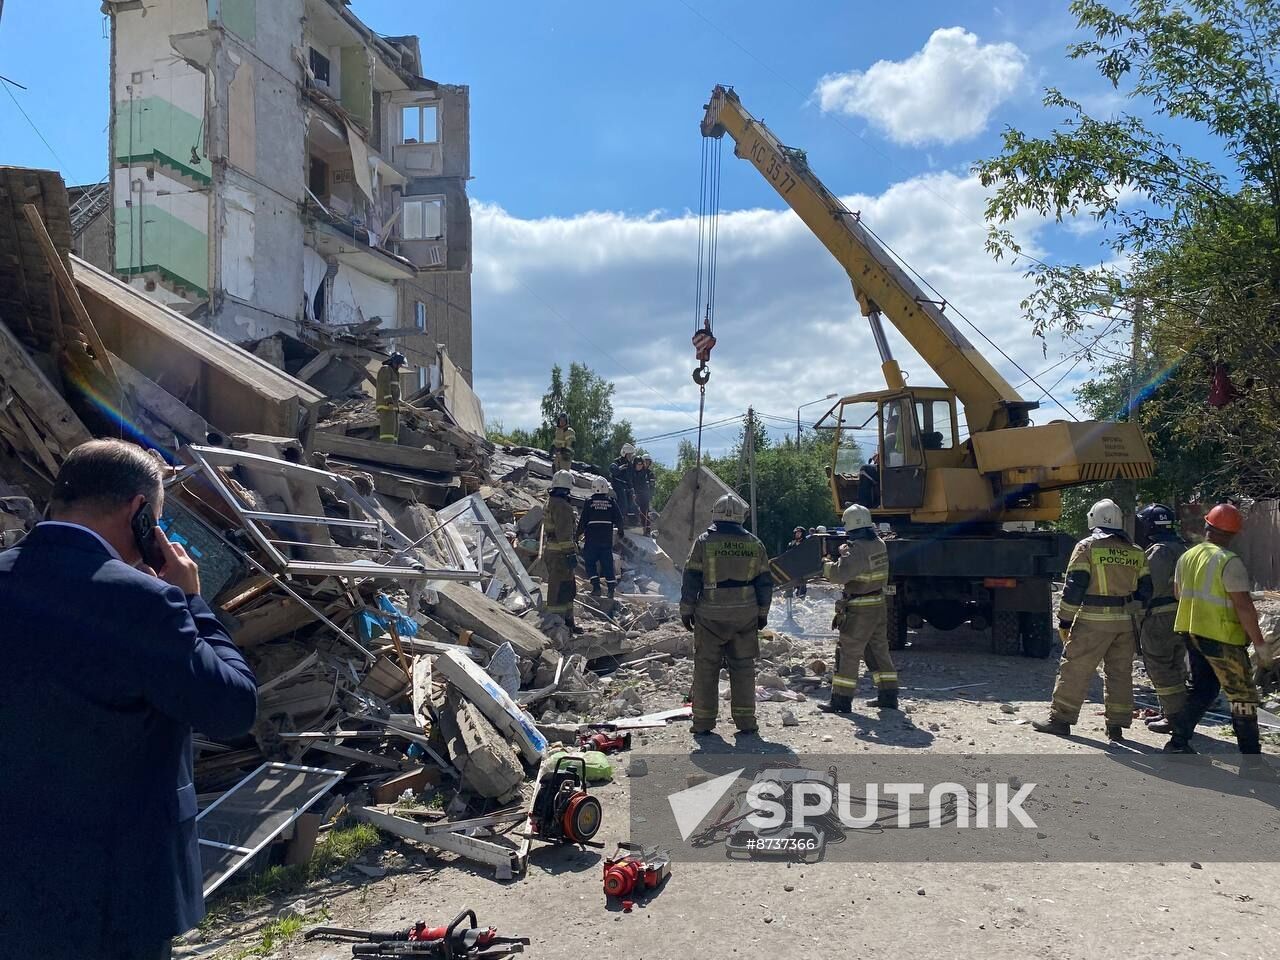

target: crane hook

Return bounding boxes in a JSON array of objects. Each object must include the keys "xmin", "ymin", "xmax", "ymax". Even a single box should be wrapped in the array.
[{"xmin": 692, "ymin": 326, "xmax": 716, "ymax": 385}]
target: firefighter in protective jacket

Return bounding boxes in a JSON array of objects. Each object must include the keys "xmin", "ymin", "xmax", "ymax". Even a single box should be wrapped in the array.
[
  {"xmin": 1033, "ymin": 499, "xmax": 1151, "ymax": 741},
  {"xmin": 680, "ymin": 495, "xmax": 773, "ymax": 735},
  {"xmin": 818, "ymin": 504, "xmax": 897, "ymax": 714}
]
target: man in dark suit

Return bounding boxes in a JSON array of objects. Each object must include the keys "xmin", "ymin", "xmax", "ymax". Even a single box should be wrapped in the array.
[{"xmin": 0, "ymin": 439, "xmax": 258, "ymax": 959}]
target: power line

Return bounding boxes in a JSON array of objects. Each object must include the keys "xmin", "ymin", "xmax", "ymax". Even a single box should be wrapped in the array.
[{"xmin": 0, "ymin": 75, "xmax": 72, "ymax": 176}]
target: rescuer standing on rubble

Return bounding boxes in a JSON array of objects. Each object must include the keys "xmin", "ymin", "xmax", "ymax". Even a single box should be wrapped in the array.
[
  {"xmin": 1164, "ymin": 503, "xmax": 1274, "ymax": 755},
  {"xmin": 681, "ymin": 495, "xmax": 773, "ymax": 736},
  {"xmin": 542, "ymin": 470, "xmax": 582, "ymax": 634},
  {"xmin": 1134, "ymin": 503, "xmax": 1190, "ymax": 732},
  {"xmin": 610, "ymin": 443, "xmax": 637, "ymax": 525},
  {"xmin": 632, "ymin": 454, "xmax": 655, "ymax": 536},
  {"xmin": 376, "ymin": 352, "xmax": 406, "ymax": 443},
  {"xmin": 551, "ymin": 413, "xmax": 575, "ymax": 473},
  {"xmin": 1033, "ymin": 498, "xmax": 1151, "ymax": 741},
  {"xmin": 818, "ymin": 504, "xmax": 897, "ymax": 713},
  {"xmin": 577, "ymin": 476, "xmax": 624, "ymax": 599}
]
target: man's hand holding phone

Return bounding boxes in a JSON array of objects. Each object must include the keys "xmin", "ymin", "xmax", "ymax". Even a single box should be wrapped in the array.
[{"xmin": 144, "ymin": 528, "xmax": 201, "ymax": 596}]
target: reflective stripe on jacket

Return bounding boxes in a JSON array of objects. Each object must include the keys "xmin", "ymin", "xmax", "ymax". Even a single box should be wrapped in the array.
[
  {"xmin": 824, "ymin": 536, "xmax": 889, "ymax": 608},
  {"xmin": 1174, "ymin": 542, "xmax": 1247, "ymax": 646}
]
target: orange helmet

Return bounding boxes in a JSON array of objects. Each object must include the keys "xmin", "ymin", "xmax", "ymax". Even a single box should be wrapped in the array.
[{"xmin": 1205, "ymin": 503, "xmax": 1243, "ymax": 534}]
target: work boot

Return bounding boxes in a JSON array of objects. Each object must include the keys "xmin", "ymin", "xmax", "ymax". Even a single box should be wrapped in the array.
[
  {"xmin": 866, "ymin": 690, "xmax": 899, "ymax": 710},
  {"xmin": 817, "ymin": 693, "xmax": 853, "ymax": 715},
  {"xmin": 566, "ymin": 617, "xmax": 585, "ymax": 636},
  {"xmin": 607, "ymin": 583, "xmax": 616, "ymax": 599},
  {"xmin": 1032, "ymin": 717, "xmax": 1072, "ymax": 737},
  {"xmin": 1232, "ymin": 715, "xmax": 1263, "ymax": 755},
  {"xmin": 692, "ymin": 727, "xmax": 717, "ymax": 738},
  {"xmin": 1162, "ymin": 710, "xmax": 1196, "ymax": 753},
  {"xmin": 735, "ymin": 726, "xmax": 760, "ymax": 737},
  {"xmin": 1146, "ymin": 716, "xmax": 1172, "ymax": 734},
  {"xmin": 590, "ymin": 580, "xmax": 602, "ymax": 598},
  {"xmin": 1105, "ymin": 724, "xmax": 1125, "ymax": 742}
]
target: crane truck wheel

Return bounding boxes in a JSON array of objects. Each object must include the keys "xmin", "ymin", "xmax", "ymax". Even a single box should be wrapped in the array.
[
  {"xmin": 1019, "ymin": 612, "xmax": 1054, "ymax": 659},
  {"xmin": 887, "ymin": 592, "xmax": 909, "ymax": 650},
  {"xmin": 990, "ymin": 611, "xmax": 1022, "ymax": 656}
]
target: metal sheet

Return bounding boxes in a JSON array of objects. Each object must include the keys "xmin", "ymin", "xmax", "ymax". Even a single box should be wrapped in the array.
[{"xmin": 196, "ymin": 761, "xmax": 344, "ymax": 897}]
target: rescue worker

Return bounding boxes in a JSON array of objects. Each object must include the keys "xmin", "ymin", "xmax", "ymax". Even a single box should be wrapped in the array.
[
  {"xmin": 542, "ymin": 470, "xmax": 582, "ymax": 634},
  {"xmin": 376, "ymin": 352, "xmax": 406, "ymax": 443},
  {"xmin": 789, "ymin": 526, "xmax": 808, "ymax": 597},
  {"xmin": 576, "ymin": 476, "xmax": 624, "ymax": 598},
  {"xmin": 1134, "ymin": 503, "xmax": 1190, "ymax": 732},
  {"xmin": 818, "ymin": 504, "xmax": 897, "ymax": 713},
  {"xmin": 550, "ymin": 413, "xmax": 575, "ymax": 473},
  {"xmin": 1164, "ymin": 503, "xmax": 1274, "ymax": 755},
  {"xmin": 1033, "ymin": 498, "xmax": 1151, "ymax": 741},
  {"xmin": 680, "ymin": 495, "xmax": 773, "ymax": 736},
  {"xmin": 632, "ymin": 454, "xmax": 655, "ymax": 535},
  {"xmin": 610, "ymin": 442, "xmax": 637, "ymax": 525}
]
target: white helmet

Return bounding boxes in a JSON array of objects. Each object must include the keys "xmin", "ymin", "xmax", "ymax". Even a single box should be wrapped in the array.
[
  {"xmin": 551, "ymin": 470, "xmax": 573, "ymax": 491},
  {"xmin": 815, "ymin": 525, "xmax": 828, "ymax": 535},
  {"xmin": 710, "ymin": 494, "xmax": 746, "ymax": 523},
  {"xmin": 1086, "ymin": 498, "xmax": 1123, "ymax": 531},
  {"xmin": 591, "ymin": 476, "xmax": 611, "ymax": 496},
  {"xmin": 842, "ymin": 504, "xmax": 874, "ymax": 531},
  {"xmin": 620, "ymin": 442, "xmax": 636, "ymax": 457}
]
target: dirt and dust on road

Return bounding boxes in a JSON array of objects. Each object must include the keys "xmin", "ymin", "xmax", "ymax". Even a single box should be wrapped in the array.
[{"xmin": 191, "ymin": 584, "xmax": 1280, "ymax": 960}]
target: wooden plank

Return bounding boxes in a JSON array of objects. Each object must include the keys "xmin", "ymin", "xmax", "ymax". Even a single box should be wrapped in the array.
[
  {"xmin": 7, "ymin": 402, "xmax": 58, "ymax": 476},
  {"xmin": 0, "ymin": 314, "xmax": 91, "ymax": 454},
  {"xmin": 309, "ymin": 431, "xmax": 459, "ymax": 474},
  {"xmin": 21, "ymin": 204, "xmax": 121, "ymax": 395}
]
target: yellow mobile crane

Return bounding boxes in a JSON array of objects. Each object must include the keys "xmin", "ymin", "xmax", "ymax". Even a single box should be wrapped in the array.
[{"xmin": 701, "ymin": 85, "xmax": 1153, "ymax": 657}]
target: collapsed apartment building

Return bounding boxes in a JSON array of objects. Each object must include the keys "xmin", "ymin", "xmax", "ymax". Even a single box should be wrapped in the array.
[
  {"xmin": 0, "ymin": 165, "xmax": 711, "ymax": 892},
  {"xmin": 78, "ymin": 0, "xmax": 472, "ymax": 396}
]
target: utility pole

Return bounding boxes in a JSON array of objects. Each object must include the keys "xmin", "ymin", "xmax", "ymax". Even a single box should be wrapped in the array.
[
  {"xmin": 746, "ymin": 406, "xmax": 759, "ymax": 535},
  {"xmin": 1119, "ymin": 300, "xmax": 1144, "ymax": 536}
]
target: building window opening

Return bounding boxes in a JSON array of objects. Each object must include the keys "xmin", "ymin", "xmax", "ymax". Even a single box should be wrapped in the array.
[
  {"xmin": 308, "ymin": 48, "xmax": 331, "ymax": 86},
  {"xmin": 414, "ymin": 300, "xmax": 426, "ymax": 331},
  {"xmin": 400, "ymin": 103, "xmax": 439, "ymax": 145},
  {"xmin": 308, "ymin": 155, "xmax": 329, "ymax": 199},
  {"xmin": 401, "ymin": 197, "xmax": 443, "ymax": 240}
]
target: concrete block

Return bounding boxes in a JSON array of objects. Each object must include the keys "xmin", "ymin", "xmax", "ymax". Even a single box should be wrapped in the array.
[
  {"xmin": 440, "ymin": 687, "xmax": 523, "ymax": 801},
  {"xmin": 432, "ymin": 581, "xmax": 550, "ymax": 660},
  {"xmin": 654, "ymin": 466, "xmax": 743, "ymax": 571}
]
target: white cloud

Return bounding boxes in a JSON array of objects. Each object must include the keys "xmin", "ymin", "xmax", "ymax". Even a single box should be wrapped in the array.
[
  {"xmin": 814, "ymin": 27, "xmax": 1027, "ymax": 146},
  {"xmin": 471, "ymin": 171, "xmax": 1089, "ymax": 466}
]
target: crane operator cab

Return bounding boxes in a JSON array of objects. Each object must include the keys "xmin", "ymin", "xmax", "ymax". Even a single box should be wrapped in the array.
[{"xmin": 818, "ymin": 387, "xmax": 960, "ymax": 517}]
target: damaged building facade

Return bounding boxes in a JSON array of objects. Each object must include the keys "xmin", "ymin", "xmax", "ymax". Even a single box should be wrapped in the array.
[{"xmin": 97, "ymin": 0, "xmax": 473, "ymax": 387}]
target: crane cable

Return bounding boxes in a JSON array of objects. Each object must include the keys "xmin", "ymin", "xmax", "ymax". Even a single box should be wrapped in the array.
[{"xmin": 692, "ymin": 132, "xmax": 723, "ymax": 463}]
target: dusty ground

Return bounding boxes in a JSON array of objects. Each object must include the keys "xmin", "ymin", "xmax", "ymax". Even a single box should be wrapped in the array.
[{"xmin": 193, "ymin": 587, "xmax": 1280, "ymax": 960}]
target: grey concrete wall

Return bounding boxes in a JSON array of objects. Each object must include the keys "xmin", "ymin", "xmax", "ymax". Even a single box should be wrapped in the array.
[
  {"xmin": 438, "ymin": 85, "xmax": 470, "ymax": 180},
  {"xmin": 71, "ymin": 210, "xmax": 113, "ymax": 272},
  {"xmin": 396, "ymin": 270, "xmax": 473, "ymax": 383},
  {"xmin": 203, "ymin": 0, "xmax": 307, "ymax": 341}
]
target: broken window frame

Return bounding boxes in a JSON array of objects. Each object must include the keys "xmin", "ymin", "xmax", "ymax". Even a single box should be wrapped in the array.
[
  {"xmin": 400, "ymin": 196, "xmax": 444, "ymax": 241},
  {"xmin": 185, "ymin": 444, "xmax": 479, "ymax": 583},
  {"xmin": 431, "ymin": 493, "xmax": 539, "ymax": 610},
  {"xmin": 197, "ymin": 761, "xmax": 344, "ymax": 897}
]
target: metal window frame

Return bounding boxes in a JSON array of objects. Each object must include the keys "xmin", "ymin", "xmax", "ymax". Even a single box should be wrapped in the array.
[
  {"xmin": 187, "ymin": 444, "xmax": 480, "ymax": 583},
  {"xmin": 430, "ymin": 493, "xmax": 539, "ymax": 608},
  {"xmin": 196, "ymin": 761, "xmax": 345, "ymax": 897}
]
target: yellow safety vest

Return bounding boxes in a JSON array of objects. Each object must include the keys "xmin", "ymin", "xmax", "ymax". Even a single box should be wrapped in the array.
[{"xmin": 1173, "ymin": 542, "xmax": 1247, "ymax": 646}]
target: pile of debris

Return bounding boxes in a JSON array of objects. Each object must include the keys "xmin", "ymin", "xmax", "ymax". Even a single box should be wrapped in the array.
[{"xmin": 0, "ymin": 166, "xmax": 700, "ymax": 892}]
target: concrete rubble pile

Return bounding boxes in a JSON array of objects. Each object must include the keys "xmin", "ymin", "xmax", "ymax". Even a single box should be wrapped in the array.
[{"xmin": 0, "ymin": 165, "xmax": 714, "ymax": 888}]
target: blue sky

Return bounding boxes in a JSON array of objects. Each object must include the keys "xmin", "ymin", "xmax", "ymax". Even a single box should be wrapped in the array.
[{"xmin": 0, "ymin": 1, "xmax": 1173, "ymax": 462}]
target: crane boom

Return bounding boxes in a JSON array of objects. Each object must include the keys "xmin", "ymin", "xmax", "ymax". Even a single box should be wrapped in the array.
[{"xmin": 701, "ymin": 84, "xmax": 1032, "ymax": 434}]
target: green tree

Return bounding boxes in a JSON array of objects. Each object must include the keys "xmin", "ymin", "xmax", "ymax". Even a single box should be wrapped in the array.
[
  {"xmin": 976, "ymin": 0, "xmax": 1280, "ymax": 499},
  {"xmin": 525, "ymin": 362, "xmax": 635, "ymax": 469}
]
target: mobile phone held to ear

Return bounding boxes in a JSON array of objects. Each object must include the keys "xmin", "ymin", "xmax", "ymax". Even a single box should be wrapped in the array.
[{"xmin": 131, "ymin": 501, "xmax": 166, "ymax": 572}]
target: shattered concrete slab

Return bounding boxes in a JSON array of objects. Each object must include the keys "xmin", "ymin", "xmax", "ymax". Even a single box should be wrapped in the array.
[
  {"xmin": 431, "ymin": 581, "xmax": 550, "ymax": 660},
  {"xmin": 654, "ymin": 466, "xmax": 743, "ymax": 570}
]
